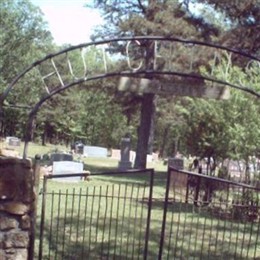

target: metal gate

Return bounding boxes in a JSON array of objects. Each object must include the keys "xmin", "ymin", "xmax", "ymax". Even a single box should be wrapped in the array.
[
  {"xmin": 159, "ymin": 166, "xmax": 260, "ymax": 259},
  {"xmin": 37, "ymin": 169, "xmax": 155, "ymax": 259},
  {"xmin": 36, "ymin": 167, "xmax": 260, "ymax": 259}
]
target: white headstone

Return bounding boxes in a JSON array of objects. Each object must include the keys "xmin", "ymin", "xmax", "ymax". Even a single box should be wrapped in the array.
[
  {"xmin": 52, "ymin": 161, "xmax": 84, "ymax": 182},
  {"xmin": 83, "ymin": 146, "xmax": 108, "ymax": 157},
  {"xmin": 6, "ymin": 137, "xmax": 20, "ymax": 147}
]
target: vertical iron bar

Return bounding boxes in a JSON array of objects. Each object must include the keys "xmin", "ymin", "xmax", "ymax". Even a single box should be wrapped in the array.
[
  {"xmin": 81, "ymin": 187, "xmax": 89, "ymax": 258},
  {"xmin": 101, "ymin": 185, "xmax": 109, "ymax": 256},
  {"xmin": 253, "ymin": 215, "xmax": 260, "ymax": 259},
  {"xmin": 107, "ymin": 185, "xmax": 115, "ymax": 259},
  {"xmin": 113, "ymin": 184, "xmax": 121, "ymax": 258},
  {"xmin": 233, "ymin": 199, "xmax": 241, "ymax": 258},
  {"xmin": 193, "ymin": 206, "xmax": 201, "ymax": 255},
  {"xmin": 119, "ymin": 183, "xmax": 128, "ymax": 258},
  {"xmin": 187, "ymin": 202, "xmax": 195, "ymax": 257},
  {"xmin": 213, "ymin": 205, "xmax": 221, "ymax": 257},
  {"xmin": 126, "ymin": 183, "xmax": 135, "ymax": 258},
  {"xmin": 143, "ymin": 169, "xmax": 154, "ymax": 260},
  {"xmin": 75, "ymin": 188, "xmax": 83, "ymax": 255},
  {"xmin": 220, "ymin": 186, "xmax": 229, "ymax": 258},
  {"xmin": 240, "ymin": 217, "xmax": 248, "ymax": 258},
  {"xmin": 95, "ymin": 186, "xmax": 102, "ymax": 248},
  {"xmin": 131, "ymin": 184, "xmax": 141, "ymax": 259},
  {"xmin": 158, "ymin": 168, "xmax": 172, "ymax": 260},
  {"xmin": 61, "ymin": 189, "xmax": 69, "ymax": 259},
  {"xmin": 207, "ymin": 202, "xmax": 215, "ymax": 258},
  {"xmin": 199, "ymin": 209, "xmax": 208, "ymax": 258},
  {"xmin": 246, "ymin": 221, "xmax": 254, "ymax": 259},
  {"xmin": 54, "ymin": 189, "xmax": 62, "ymax": 259},
  {"xmin": 173, "ymin": 203, "xmax": 182, "ymax": 258},
  {"xmin": 67, "ymin": 188, "xmax": 76, "ymax": 259},
  {"xmin": 166, "ymin": 204, "xmax": 175, "ymax": 260},
  {"xmin": 227, "ymin": 186, "xmax": 234, "ymax": 255},
  {"xmin": 185, "ymin": 176, "xmax": 189, "ymax": 203},
  {"xmin": 48, "ymin": 191, "xmax": 55, "ymax": 259},
  {"xmin": 38, "ymin": 176, "xmax": 48, "ymax": 260},
  {"xmin": 138, "ymin": 185, "xmax": 147, "ymax": 260},
  {"xmin": 180, "ymin": 203, "xmax": 188, "ymax": 259},
  {"xmin": 194, "ymin": 176, "xmax": 201, "ymax": 206},
  {"xmin": 88, "ymin": 186, "xmax": 96, "ymax": 256}
]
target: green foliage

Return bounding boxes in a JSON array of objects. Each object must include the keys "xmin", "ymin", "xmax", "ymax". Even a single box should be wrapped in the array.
[
  {"xmin": 32, "ymin": 44, "xmax": 130, "ymax": 148},
  {"xmin": 0, "ymin": 0, "xmax": 52, "ymax": 84},
  {"xmin": 1, "ymin": 0, "xmax": 259, "ymax": 167},
  {"xmin": 0, "ymin": 0, "xmax": 53, "ymax": 137},
  {"xmin": 177, "ymin": 57, "xmax": 260, "ymax": 165}
]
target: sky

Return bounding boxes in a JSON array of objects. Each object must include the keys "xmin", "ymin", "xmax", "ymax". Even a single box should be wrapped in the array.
[{"xmin": 30, "ymin": 0, "xmax": 103, "ymax": 45}]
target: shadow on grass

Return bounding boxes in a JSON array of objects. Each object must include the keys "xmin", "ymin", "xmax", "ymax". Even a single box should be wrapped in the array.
[
  {"xmin": 37, "ymin": 213, "xmax": 258, "ymax": 260},
  {"xmin": 36, "ymin": 177, "xmax": 260, "ymax": 260}
]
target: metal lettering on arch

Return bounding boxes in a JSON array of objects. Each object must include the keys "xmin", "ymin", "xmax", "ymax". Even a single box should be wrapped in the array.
[{"xmin": 0, "ymin": 36, "xmax": 259, "ymax": 158}]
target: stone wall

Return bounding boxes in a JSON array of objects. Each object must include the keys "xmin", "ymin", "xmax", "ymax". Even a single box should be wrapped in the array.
[{"xmin": 0, "ymin": 157, "xmax": 37, "ymax": 260}]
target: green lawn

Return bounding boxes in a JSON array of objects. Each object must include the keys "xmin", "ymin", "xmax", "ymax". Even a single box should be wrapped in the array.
[
  {"xmin": 13, "ymin": 141, "xmax": 167, "ymax": 172},
  {"xmin": 2, "ymin": 141, "xmax": 257, "ymax": 259}
]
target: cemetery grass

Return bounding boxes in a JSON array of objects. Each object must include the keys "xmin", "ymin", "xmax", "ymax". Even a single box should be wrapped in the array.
[
  {"xmin": 35, "ymin": 172, "xmax": 165, "ymax": 259},
  {"xmin": 15, "ymin": 141, "xmax": 167, "ymax": 172},
  {"xmin": 8, "ymin": 142, "xmax": 257, "ymax": 258}
]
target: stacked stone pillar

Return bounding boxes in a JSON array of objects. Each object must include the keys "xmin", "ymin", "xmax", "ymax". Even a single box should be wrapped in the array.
[{"xmin": 0, "ymin": 157, "xmax": 37, "ymax": 260}]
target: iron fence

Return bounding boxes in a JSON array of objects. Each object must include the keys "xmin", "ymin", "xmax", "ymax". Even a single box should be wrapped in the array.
[
  {"xmin": 159, "ymin": 166, "xmax": 260, "ymax": 259},
  {"xmin": 37, "ymin": 169, "xmax": 154, "ymax": 260},
  {"xmin": 36, "ymin": 167, "xmax": 260, "ymax": 259}
]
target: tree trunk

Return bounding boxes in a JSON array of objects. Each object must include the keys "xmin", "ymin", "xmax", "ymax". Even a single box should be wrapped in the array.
[
  {"xmin": 41, "ymin": 121, "xmax": 48, "ymax": 146},
  {"xmin": 147, "ymin": 96, "xmax": 156, "ymax": 155},
  {"xmin": 159, "ymin": 125, "xmax": 170, "ymax": 158},
  {"xmin": 134, "ymin": 93, "xmax": 155, "ymax": 169}
]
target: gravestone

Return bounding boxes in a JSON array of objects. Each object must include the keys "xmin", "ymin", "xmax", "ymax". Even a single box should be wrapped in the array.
[
  {"xmin": 168, "ymin": 157, "xmax": 184, "ymax": 170},
  {"xmin": 52, "ymin": 161, "xmax": 83, "ymax": 181},
  {"xmin": 168, "ymin": 158, "xmax": 187, "ymax": 200},
  {"xmin": 6, "ymin": 137, "xmax": 21, "ymax": 147},
  {"xmin": 50, "ymin": 153, "xmax": 73, "ymax": 163},
  {"xmin": 118, "ymin": 136, "xmax": 132, "ymax": 170},
  {"xmin": 111, "ymin": 149, "xmax": 121, "ymax": 160},
  {"xmin": 75, "ymin": 143, "xmax": 84, "ymax": 154},
  {"xmin": 83, "ymin": 146, "xmax": 107, "ymax": 158}
]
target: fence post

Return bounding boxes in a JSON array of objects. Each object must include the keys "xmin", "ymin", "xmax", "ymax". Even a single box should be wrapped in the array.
[
  {"xmin": 38, "ymin": 175, "xmax": 48, "ymax": 260},
  {"xmin": 143, "ymin": 169, "xmax": 155, "ymax": 259},
  {"xmin": 158, "ymin": 167, "xmax": 172, "ymax": 260},
  {"xmin": 28, "ymin": 155, "xmax": 41, "ymax": 260},
  {"xmin": 194, "ymin": 176, "xmax": 201, "ymax": 206}
]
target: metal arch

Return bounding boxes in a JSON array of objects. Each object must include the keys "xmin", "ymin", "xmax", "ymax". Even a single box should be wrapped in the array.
[
  {"xmin": 1, "ymin": 36, "xmax": 259, "ymax": 158},
  {"xmin": 1, "ymin": 36, "xmax": 260, "ymax": 103}
]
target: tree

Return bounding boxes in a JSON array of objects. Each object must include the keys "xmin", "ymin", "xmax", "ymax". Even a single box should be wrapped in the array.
[
  {"xmin": 29, "ymin": 43, "xmax": 130, "ymax": 148},
  {"xmin": 177, "ymin": 56, "xmax": 260, "ymax": 174},
  {"xmin": 192, "ymin": 0, "xmax": 260, "ymax": 54},
  {"xmin": 90, "ymin": 0, "xmax": 223, "ymax": 168},
  {"xmin": 0, "ymin": 0, "xmax": 53, "ymax": 137}
]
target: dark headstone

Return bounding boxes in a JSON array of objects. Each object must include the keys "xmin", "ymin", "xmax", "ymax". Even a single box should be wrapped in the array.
[
  {"xmin": 50, "ymin": 153, "xmax": 73, "ymax": 163},
  {"xmin": 168, "ymin": 158, "xmax": 184, "ymax": 170},
  {"xmin": 118, "ymin": 137, "xmax": 132, "ymax": 170}
]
